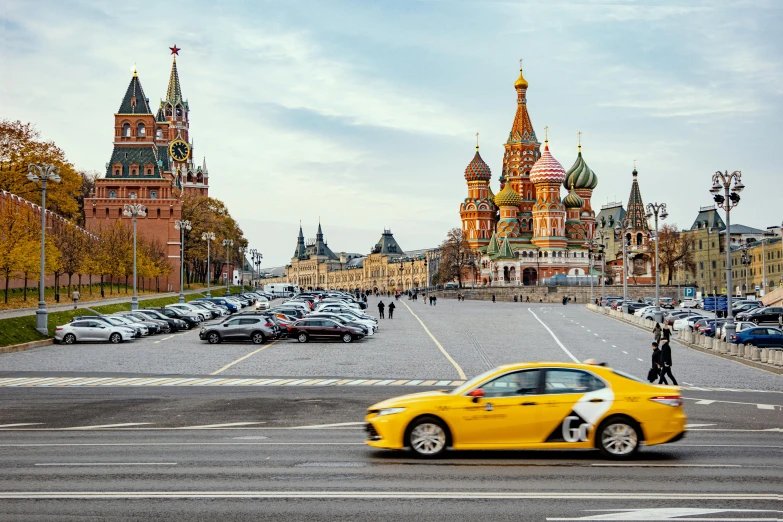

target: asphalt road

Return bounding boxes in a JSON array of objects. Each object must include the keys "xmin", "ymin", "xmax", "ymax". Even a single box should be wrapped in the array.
[
  {"xmin": 0, "ymin": 386, "xmax": 780, "ymax": 521},
  {"xmin": 0, "ymin": 298, "xmax": 780, "ymax": 520}
]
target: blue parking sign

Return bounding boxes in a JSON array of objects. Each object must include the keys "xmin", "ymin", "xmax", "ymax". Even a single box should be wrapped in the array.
[{"xmin": 683, "ymin": 287, "xmax": 695, "ymax": 298}]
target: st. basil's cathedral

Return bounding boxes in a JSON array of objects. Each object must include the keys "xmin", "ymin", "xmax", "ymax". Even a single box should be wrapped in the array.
[{"xmin": 459, "ymin": 65, "xmax": 599, "ymax": 287}]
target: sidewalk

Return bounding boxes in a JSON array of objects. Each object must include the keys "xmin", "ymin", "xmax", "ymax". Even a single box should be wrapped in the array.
[{"xmin": 0, "ymin": 289, "xmax": 206, "ymax": 319}]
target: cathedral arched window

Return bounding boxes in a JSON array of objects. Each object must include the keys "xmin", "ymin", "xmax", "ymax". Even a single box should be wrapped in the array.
[
  {"xmin": 122, "ymin": 123, "xmax": 131, "ymax": 137},
  {"xmin": 636, "ymin": 233, "xmax": 643, "ymax": 246},
  {"xmin": 150, "ymin": 190, "xmax": 158, "ymax": 200},
  {"xmin": 109, "ymin": 190, "xmax": 117, "ymax": 199},
  {"xmin": 114, "ymin": 169, "xmax": 120, "ymax": 176},
  {"xmin": 137, "ymin": 123, "xmax": 146, "ymax": 136},
  {"xmin": 166, "ymin": 106, "xmax": 172, "ymax": 117},
  {"xmin": 175, "ymin": 107, "xmax": 182, "ymax": 117}
]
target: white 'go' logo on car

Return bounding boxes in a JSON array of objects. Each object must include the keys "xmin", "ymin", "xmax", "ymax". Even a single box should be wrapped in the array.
[{"xmin": 562, "ymin": 416, "xmax": 590, "ymax": 442}]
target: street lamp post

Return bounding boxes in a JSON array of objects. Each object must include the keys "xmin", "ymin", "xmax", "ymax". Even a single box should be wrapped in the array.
[
  {"xmin": 202, "ymin": 232, "xmax": 215, "ymax": 298},
  {"xmin": 26, "ymin": 164, "xmax": 61, "ymax": 335},
  {"xmin": 222, "ymin": 239, "xmax": 234, "ymax": 295},
  {"xmin": 249, "ymin": 249, "xmax": 257, "ymax": 288},
  {"xmin": 123, "ymin": 196, "xmax": 147, "ymax": 311},
  {"xmin": 739, "ymin": 242, "xmax": 750, "ymax": 297},
  {"xmin": 595, "ymin": 229, "xmax": 609, "ymax": 306},
  {"xmin": 674, "ymin": 260, "xmax": 683, "ymax": 305},
  {"xmin": 645, "ymin": 202, "xmax": 668, "ymax": 323},
  {"xmin": 398, "ymin": 261, "xmax": 403, "ymax": 293},
  {"xmin": 238, "ymin": 246, "xmax": 246, "ymax": 293},
  {"xmin": 710, "ymin": 170, "xmax": 744, "ymax": 340},
  {"xmin": 585, "ymin": 237, "xmax": 600, "ymax": 304},
  {"xmin": 614, "ymin": 218, "xmax": 634, "ymax": 314},
  {"xmin": 173, "ymin": 220, "xmax": 192, "ymax": 303},
  {"xmin": 410, "ymin": 258, "xmax": 415, "ymax": 291}
]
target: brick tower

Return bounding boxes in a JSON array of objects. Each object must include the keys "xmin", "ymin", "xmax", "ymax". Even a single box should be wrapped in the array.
[
  {"xmin": 459, "ymin": 140, "xmax": 496, "ymax": 249},
  {"xmin": 530, "ymin": 135, "xmax": 568, "ymax": 250}
]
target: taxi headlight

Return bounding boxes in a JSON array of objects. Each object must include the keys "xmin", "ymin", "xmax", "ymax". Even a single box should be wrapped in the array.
[{"xmin": 377, "ymin": 407, "xmax": 406, "ymax": 417}]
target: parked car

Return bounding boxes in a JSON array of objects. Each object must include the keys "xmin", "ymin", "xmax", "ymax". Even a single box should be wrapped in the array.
[
  {"xmin": 195, "ymin": 297, "xmax": 238, "ymax": 314},
  {"xmin": 199, "ymin": 316, "xmax": 275, "ymax": 344},
  {"xmin": 730, "ymin": 327, "xmax": 783, "ymax": 347},
  {"xmin": 55, "ymin": 320, "xmax": 135, "ymax": 344},
  {"xmin": 719, "ymin": 321, "xmax": 755, "ymax": 341},
  {"xmin": 155, "ymin": 307, "xmax": 201, "ymax": 329},
  {"xmin": 287, "ymin": 318, "xmax": 365, "ymax": 343},
  {"xmin": 659, "ymin": 297, "xmax": 675, "ymax": 310},
  {"xmin": 73, "ymin": 315, "xmax": 139, "ymax": 338},
  {"xmin": 108, "ymin": 314, "xmax": 155, "ymax": 335},
  {"xmin": 166, "ymin": 303, "xmax": 209, "ymax": 322},
  {"xmin": 118, "ymin": 311, "xmax": 171, "ymax": 334},
  {"xmin": 743, "ymin": 306, "xmax": 783, "ymax": 325},
  {"xmin": 700, "ymin": 319, "xmax": 727, "ymax": 338},
  {"xmin": 732, "ymin": 302, "xmax": 761, "ymax": 315},
  {"xmin": 268, "ymin": 306, "xmax": 308, "ymax": 319},
  {"xmin": 137, "ymin": 309, "xmax": 188, "ymax": 331},
  {"xmin": 634, "ymin": 306, "xmax": 655, "ymax": 317},
  {"xmin": 680, "ymin": 300, "xmax": 699, "ymax": 309},
  {"xmin": 188, "ymin": 301, "xmax": 221, "ymax": 319},
  {"xmin": 307, "ymin": 312, "xmax": 375, "ymax": 336},
  {"xmin": 444, "ymin": 282, "xmax": 459, "ymax": 290},
  {"xmin": 673, "ymin": 314, "xmax": 708, "ymax": 331}
]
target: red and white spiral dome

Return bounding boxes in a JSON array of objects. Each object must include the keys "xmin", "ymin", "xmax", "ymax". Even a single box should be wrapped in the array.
[{"xmin": 529, "ymin": 144, "xmax": 567, "ymax": 185}]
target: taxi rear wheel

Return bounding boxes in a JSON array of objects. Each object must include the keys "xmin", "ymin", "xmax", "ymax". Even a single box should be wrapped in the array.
[
  {"xmin": 407, "ymin": 416, "xmax": 449, "ymax": 458},
  {"xmin": 596, "ymin": 416, "xmax": 640, "ymax": 459}
]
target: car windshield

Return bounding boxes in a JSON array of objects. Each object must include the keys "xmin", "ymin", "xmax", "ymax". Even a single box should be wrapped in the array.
[
  {"xmin": 107, "ymin": 318, "xmax": 124, "ymax": 325},
  {"xmin": 450, "ymin": 368, "xmax": 503, "ymax": 395}
]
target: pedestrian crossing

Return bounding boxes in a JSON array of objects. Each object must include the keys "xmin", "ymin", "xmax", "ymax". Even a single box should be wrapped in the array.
[{"xmin": 0, "ymin": 376, "xmax": 466, "ymax": 388}]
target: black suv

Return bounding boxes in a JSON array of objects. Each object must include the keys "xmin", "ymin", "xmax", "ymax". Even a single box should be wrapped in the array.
[
  {"xmin": 154, "ymin": 307, "xmax": 201, "ymax": 329},
  {"xmin": 743, "ymin": 306, "xmax": 783, "ymax": 325}
]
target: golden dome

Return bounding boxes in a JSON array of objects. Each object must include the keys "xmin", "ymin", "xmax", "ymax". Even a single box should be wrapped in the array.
[
  {"xmin": 514, "ymin": 69, "xmax": 528, "ymax": 89},
  {"xmin": 494, "ymin": 183, "xmax": 521, "ymax": 207}
]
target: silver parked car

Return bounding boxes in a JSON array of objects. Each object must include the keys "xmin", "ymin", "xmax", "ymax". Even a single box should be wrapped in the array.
[
  {"xmin": 55, "ymin": 320, "xmax": 135, "ymax": 344},
  {"xmin": 199, "ymin": 316, "xmax": 276, "ymax": 344}
]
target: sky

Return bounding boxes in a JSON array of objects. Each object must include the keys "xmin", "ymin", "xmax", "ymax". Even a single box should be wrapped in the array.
[{"xmin": 1, "ymin": 0, "xmax": 781, "ymax": 267}]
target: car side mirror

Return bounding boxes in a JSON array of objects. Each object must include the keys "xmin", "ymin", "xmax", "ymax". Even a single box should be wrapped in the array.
[
  {"xmin": 223, "ymin": 323, "xmax": 229, "ymax": 327},
  {"xmin": 467, "ymin": 388, "xmax": 484, "ymax": 403}
]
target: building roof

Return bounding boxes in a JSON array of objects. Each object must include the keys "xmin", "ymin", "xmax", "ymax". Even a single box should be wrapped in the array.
[
  {"xmin": 562, "ymin": 185, "xmax": 584, "ymax": 208},
  {"xmin": 564, "ymin": 146, "xmax": 598, "ymax": 190},
  {"xmin": 719, "ymin": 224, "xmax": 767, "ymax": 235},
  {"xmin": 507, "ymin": 67, "xmax": 537, "ymax": 145},
  {"xmin": 464, "ymin": 148, "xmax": 491, "ymax": 182},
  {"xmin": 689, "ymin": 206, "xmax": 726, "ymax": 231},
  {"xmin": 166, "ymin": 57, "xmax": 184, "ymax": 106},
  {"xmin": 371, "ymin": 229, "xmax": 404, "ymax": 256},
  {"xmin": 494, "ymin": 236, "xmax": 515, "ymax": 259},
  {"xmin": 486, "ymin": 231, "xmax": 499, "ymax": 256},
  {"xmin": 105, "ymin": 145, "xmax": 169, "ymax": 178},
  {"xmin": 625, "ymin": 168, "xmax": 650, "ymax": 232},
  {"xmin": 596, "ymin": 203, "xmax": 625, "ymax": 230},
  {"xmin": 494, "ymin": 182, "xmax": 522, "ymax": 207},
  {"xmin": 530, "ymin": 143, "xmax": 567, "ymax": 185},
  {"xmin": 118, "ymin": 74, "xmax": 152, "ymax": 114}
]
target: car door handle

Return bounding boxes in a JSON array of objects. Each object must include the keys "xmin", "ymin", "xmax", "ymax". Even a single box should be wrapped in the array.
[
  {"xmin": 589, "ymin": 398, "xmax": 604, "ymax": 403},
  {"xmin": 521, "ymin": 402, "xmax": 538, "ymax": 406}
]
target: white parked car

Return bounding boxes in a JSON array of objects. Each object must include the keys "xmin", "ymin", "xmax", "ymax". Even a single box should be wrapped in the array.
[
  {"xmin": 673, "ymin": 314, "xmax": 708, "ymax": 331},
  {"xmin": 634, "ymin": 306, "xmax": 655, "ymax": 317},
  {"xmin": 55, "ymin": 320, "xmax": 135, "ymax": 344},
  {"xmin": 166, "ymin": 303, "xmax": 209, "ymax": 322},
  {"xmin": 719, "ymin": 321, "xmax": 755, "ymax": 341},
  {"xmin": 680, "ymin": 300, "xmax": 700, "ymax": 309}
]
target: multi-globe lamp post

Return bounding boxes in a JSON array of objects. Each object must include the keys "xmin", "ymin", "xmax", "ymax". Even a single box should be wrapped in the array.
[
  {"xmin": 26, "ymin": 164, "xmax": 61, "ymax": 335},
  {"xmin": 614, "ymin": 217, "xmax": 634, "ymax": 314},
  {"xmin": 710, "ymin": 170, "xmax": 744, "ymax": 340},
  {"xmin": 223, "ymin": 239, "xmax": 234, "ymax": 295},
  {"xmin": 249, "ymin": 249, "xmax": 257, "ymax": 287},
  {"xmin": 173, "ymin": 219, "xmax": 191, "ymax": 303},
  {"xmin": 585, "ymin": 236, "xmax": 600, "ymax": 305},
  {"xmin": 645, "ymin": 202, "xmax": 668, "ymax": 323},
  {"xmin": 123, "ymin": 195, "xmax": 147, "ymax": 311},
  {"xmin": 238, "ymin": 246, "xmax": 246, "ymax": 293},
  {"xmin": 202, "ymin": 232, "xmax": 215, "ymax": 298},
  {"xmin": 596, "ymin": 229, "xmax": 609, "ymax": 306}
]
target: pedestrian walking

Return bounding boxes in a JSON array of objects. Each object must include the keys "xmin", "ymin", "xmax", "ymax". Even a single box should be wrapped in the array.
[
  {"xmin": 388, "ymin": 302, "xmax": 395, "ymax": 319},
  {"xmin": 525, "ymin": 296, "xmax": 530, "ymax": 303},
  {"xmin": 433, "ymin": 296, "xmax": 437, "ymax": 306},
  {"xmin": 653, "ymin": 323, "xmax": 662, "ymax": 343},
  {"xmin": 657, "ymin": 339, "xmax": 677, "ymax": 385},
  {"xmin": 71, "ymin": 289, "xmax": 81, "ymax": 309},
  {"xmin": 662, "ymin": 323, "xmax": 672, "ymax": 342},
  {"xmin": 648, "ymin": 342, "xmax": 662, "ymax": 383},
  {"xmin": 429, "ymin": 296, "xmax": 433, "ymax": 306},
  {"xmin": 378, "ymin": 300, "xmax": 385, "ymax": 319},
  {"xmin": 492, "ymin": 294, "xmax": 496, "ymax": 303}
]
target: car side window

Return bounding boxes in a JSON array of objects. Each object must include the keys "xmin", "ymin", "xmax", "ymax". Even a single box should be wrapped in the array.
[
  {"xmin": 544, "ymin": 369, "xmax": 605, "ymax": 394},
  {"xmin": 225, "ymin": 319, "xmax": 242, "ymax": 326},
  {"xmin": 478, "ymin": 370, "xmax": 540, "ymax": 397},
  {"xmin": 71, "ymin": 321, "xmax": 88, "ymax": 327},
  {"xmin": 240, "ymin": 318, "xmax": 259, "ymax": 325}
]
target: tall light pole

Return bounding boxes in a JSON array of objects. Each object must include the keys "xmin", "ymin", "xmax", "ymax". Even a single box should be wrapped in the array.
[
  {"xmin": 710, "ymin": 170, "xmax": 744, "ymax": 340},
  {"xmin": 223, "ymin": 239, "xmax": 234, "ymax": 295},
  {"xmin": 645, "ymin": 202, "xmax": 668, "ymax": 322},
  {"xmin": 238, "ymin": 246, "xmax": 246, "ymax": 293},
  {"xmin": 585, "ymin": 237, "xmax": 600, "ymax": 304},
  {"xmin": 174, "ymin": 220, "xmax": 191, "ymax": 303},
  {"xmin": 256, "ymin": 252, "xmax": 263, "ymax": 285},
  {"xmin": 202, "ymin": 232, "xmax": 215, "ymax": 298},
  {"xmin": 249, "ymin": 249, "xmax": 257, "ymax": 288},
  {"xmin": 614, "ymin": 217, "xmax": 633, "ymax": 313},
  {"xmin": 596, "ymin": 229, "xmax": 609, "ymax": 306},
  {"xmin": 123, "ymin": 196, "xmax": 147, "ymax": 310},
  {"xmin": 739, "ymin": 241, "xmax": 750, "ymax": 296},
  {"xmin": 26, "ymin": 164, "xmax": 61, "ymax": 335},
  {"xmin": 674, "ymin": 260, "xmax": 683, "ymax": 305}
]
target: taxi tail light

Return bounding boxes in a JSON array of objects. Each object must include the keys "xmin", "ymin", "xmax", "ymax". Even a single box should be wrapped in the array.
[{"xmin": 650, "ymin": 395, "xmax": 682, "ymax": 407}]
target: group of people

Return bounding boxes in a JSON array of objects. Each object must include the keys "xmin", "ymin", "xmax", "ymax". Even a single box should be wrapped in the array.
[
  {"xmin": 377, "ymin": 300, "xmax": 395, "ymax": 319},
  {"xmin": 649, "ymin": 322, "xmax": 677, "ymax": 385}
]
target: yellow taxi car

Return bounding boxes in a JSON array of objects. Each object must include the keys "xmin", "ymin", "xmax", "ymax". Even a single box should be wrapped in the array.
[{"xmin": 365, "ymin": 362, "xmax": 686, "ymax": 459}]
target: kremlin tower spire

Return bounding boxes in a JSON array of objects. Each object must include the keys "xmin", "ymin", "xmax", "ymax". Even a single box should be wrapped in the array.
[{"xmin": 459, "ymin": 134, "xmax": 496, "ymax": 249}]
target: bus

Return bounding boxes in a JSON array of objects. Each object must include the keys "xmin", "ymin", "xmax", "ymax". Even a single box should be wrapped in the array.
[{"xmin": 263, "ymin": 283, "xmax": 299, "ymax": 297}]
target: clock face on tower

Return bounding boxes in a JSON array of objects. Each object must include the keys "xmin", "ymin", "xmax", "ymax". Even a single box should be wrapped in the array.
[{"xmin": 169, "ymin": 139, "xmax": 190, "ymax": 162}]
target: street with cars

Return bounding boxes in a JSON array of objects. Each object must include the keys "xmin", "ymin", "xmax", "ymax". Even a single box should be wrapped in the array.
[{"xmin": 1, "ymin": 297, "xmax": 780, "ymax": 520}]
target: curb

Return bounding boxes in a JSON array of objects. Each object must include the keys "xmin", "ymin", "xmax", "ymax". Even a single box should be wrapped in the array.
[
  {"xmin": 585, "ymin": 305, "xmax": 783, "ymax": 375},
  {"xmin": 0, "ymin": 339, "xmax": 54, "ymax": 354}
]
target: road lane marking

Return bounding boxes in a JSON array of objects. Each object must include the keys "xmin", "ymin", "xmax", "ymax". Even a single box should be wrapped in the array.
[
  {"xmin": 0, "ymin": 492, "xmax": 773, "ymax": 500},
  {"xmin": 685, "ymin": 423, "xmax": 716, "ymax": 427},
  {"xmin": 290, "ymin": 422, "xmax": 366, "ymax": 429},
  {"xmin": 176, "ymin": 422, "xmax": 265, "ymax": 429},
  {"xmin": 61, "ymin": 423, "xmax": 154, "ymax": 430},
  {"xmin": 401, "ymin": 301, "xmax": 466, "ymax": 380},
  {"xmin": 636, "ymin": 358, "xmax": 643, "ymax": 362},
  {"xmin": 695, "ymin": 400, "xmax": 715, "ymax": 405},
  {"xmin": 757, "ymin": 404, "xmax": 775, "ymax": 410},
  {"xmin": 622, "ymin": 351, "xmax": 628, "ymax": 354},
  {"xmin": 210, "ymin": 341, "xmax": 279, "ymax": 375},
  {"xmin": 6, "ymin": 377, "xmax": 60, "ymax": 386},
  {"xmin": 528, "ymin": 309, "xmax": 579, "ymax": 363},
  {"xmin": 592, "ymin": 463, "xmax": 741, "ymax": 468},
  {"xmin": 0, "ymin": 423, "xmax": 43, "ymax": 428},
  {"xmin": 0, "ymin": 442, "xmax": 367, "ymax": 446},
  {"xmin": 35, "ymin": 462, "xmax": 177, "ymax": 466}
]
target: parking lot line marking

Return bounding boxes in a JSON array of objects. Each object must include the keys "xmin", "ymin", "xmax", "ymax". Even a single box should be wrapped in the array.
[
  {"xmin": 0, "ymin": 423, "xmax": 43, "ymax": 428},
  {"xmin": 334, "ymin": 379, "xmax": 354, "ymax": 385},
  {"xmin": 362, "ymin": 380, "xmax": 382, "ymax": 385},
  {"xmin": 316, "ymin": 379, "xmax": 340, "ymax": 386},
  {"xmin": 61, "ymin": 423, "xmax": 154, "ymax": 430},
  {"xmin": 420, "ymin": 380, "xmax": 437, "ymax": 386},
  {"xmin": 210, "ymin": 341, "xmax": 279, "ymax": 375},
  {"xmin": 390, "ymin": 380, "xmax": 411, "ymax": 385},
  {"xmin": 695, "ymin": 400, "xmax": 716, "ymax": 405},
  {"xmin": 301, "ymin": 379, "xmax": 326, "ymax": 386},
  {"xmin": 33, "ymin": 378, "xmax": 85, "ymax": 387},
  {"xmin": 374, "ymin": 380, "xmax": 394, "ymax": 386},
  {"xmin": 271, "ymin": 379, "xmax": 297, "ymax": 385},
  {"xmin": 161, "ymin": 335, "xmax": 175, "ymax": 341},
  {"xmin": 284, "ymin": 379, "xmax": 311, "ymax": 386},
  {"xmin": 130, "ymin": 378, "xmax": 173, "ymax": 386},
  {"xmin": 345, "ymin": 380, "xmax": 368, "ymax": 386},
  {"xmin": 0, "ymin": 378, "xmax": 29, "ymax": 385},
  {"xmin": 6, "ymin": 377, "xmax": 60, "ymax": 386},
  {"xmin": 450, "ymin": 380, "xmax": 465, "ymax": 386},
  {"xmin": 528, "ymin": 309, "xmax": 579, "ymax": 363},
  {"xmin": 636, "ymin": 358, "xmax": 643, "ymax": 362},
  {"xmin": 401, "ymin": 301, "xmax": 467, "ymax": 380},
  {"xmin": 147, "ymin": 378, "xmax": 193, "ymax": 386},
  {"xmin": 67, "ymin": 378, "xmax": 114, "ymax": 386},
  {"xmin": 405, "ymin": 380, "xmax": 423, "ymax": 385},
  {"xmin": 176, "ymin": 422, "xmax": 265, "ymax": 429},
  {"xmin": 250, "ymin": 379, "xmax": 283, "ymax": 386},
  {"xmin": 622, "ymin": 351, "xmax": 628, "ymax": 354},
  {"xmin": 35, "ymin": 463, "xmax": 177, "ymax": 467},
  {"xmin": 217, "ymin": 379, "xmax": 256, "ymax": 386},
  {"xmin": 757, "ymin": 404, "xmax": 775, "ymax": 410}
]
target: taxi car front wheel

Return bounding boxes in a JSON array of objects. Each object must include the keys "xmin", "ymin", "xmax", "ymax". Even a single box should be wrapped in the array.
[
  {"xmin": 407, "ymin": 416, "xmax": 449, "ymax": 458},
  {"xmin": 596, "ymin": 416, "xmax": 640, "ymax": 459}
]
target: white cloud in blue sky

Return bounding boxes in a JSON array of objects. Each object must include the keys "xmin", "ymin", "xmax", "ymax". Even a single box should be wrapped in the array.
[{"xmin": 1, "ymin": 0, "xmax": 781, "ymax": 266}]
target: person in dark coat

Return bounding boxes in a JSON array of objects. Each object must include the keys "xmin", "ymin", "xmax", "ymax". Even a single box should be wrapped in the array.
[
  {"xmin": 388, "ymin": 302, "xmax": 395, "ymax": 319},
  {"xmin": 653, "ymin": 323, "xmax": 662, "ymax": 343},
  {"xmin": 658, "ymin": 339, "xmax": 677, "ymax": 385},
  {"xmin": 662, "ymin": 323, "xmax": 672, "ymax": 342},
  {"xmin": 648, "ymin": 342, "xmax": 662, "ymax": 383},
  {"xmin": 492, "ymin": 294, "xmax": 496, "ymax": 303},
  {"xmin": 378, "ymin": 300, "xmax": 385, "ymax": 319},
  {"xmin": 433, "ymin": 296, "xmax": 437, "ymax": 306}
]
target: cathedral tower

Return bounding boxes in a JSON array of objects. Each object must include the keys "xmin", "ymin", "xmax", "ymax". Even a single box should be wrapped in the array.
[
  {"xmin": 459, "ymin": 140, "xmax": 496, "ymax": 249},
  {"xmin": 564, "ymin": 137, "xmax": 598, "ymax": 240},
  {"xmin": 530, "ymin": 137, "xmax": 567, "ymax": 250}
]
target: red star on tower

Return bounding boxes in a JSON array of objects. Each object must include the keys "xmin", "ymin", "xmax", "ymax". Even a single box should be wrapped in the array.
[{"xmin": 169, "ymin": 45, "xmax": 181, "ymax": 55}]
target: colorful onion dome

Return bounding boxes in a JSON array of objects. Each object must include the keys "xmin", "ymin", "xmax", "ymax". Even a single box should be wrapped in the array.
[
  {"xmin": 564, "ymin": 148, "xmax": 598, "ymax": 190},
  {"xmin": 530, "ymin": 143, "xmax": 567, "ymax": 184},
  {"xmin": 562, "ymin": 184, "xmax": 584, "ymax": 208},
  {"xmin": 464, "ymin": 148, "xmax": 491, "ymax": 181},
  {"xmin": 514, "ymin": 68, "xmax": 529, "ymax": 89},
  {"xmin": 494, "ymin": 182, "xmax": 521, "ymax": 207}
]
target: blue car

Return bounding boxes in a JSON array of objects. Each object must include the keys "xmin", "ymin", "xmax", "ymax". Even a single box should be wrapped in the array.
[
  {"xmin": 730, "ymin": 327, "xmax": 783, "ymax": 348},
  {"xmin": 195, "ymin": 298, "xmax": 238, "ymax": 313}
]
